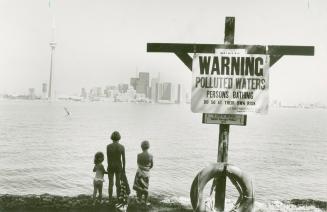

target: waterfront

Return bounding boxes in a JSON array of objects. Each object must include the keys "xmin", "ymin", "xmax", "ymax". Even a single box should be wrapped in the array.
[{"xmin": 0, "ymin": 100, "xmax": 326, "ymax": 210}]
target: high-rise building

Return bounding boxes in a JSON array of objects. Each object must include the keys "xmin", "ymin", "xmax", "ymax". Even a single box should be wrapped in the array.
[
  {"xmin": 81, "ymin": 88, "xmax": 87, "ymax": 99},
  {"xmin": 157, "ymin": 83, "xmax": 163, "ymax": 101},
  {"xmin": 42, "ymin": 83, "xmax": 47, "ymax": 93},
  {"xmin": 130, "ymin": 78, "xmax": 138, "ymax": 90},
  {"xmin": 42, "ymin": 83, "xmax": 48, "ymax": 99},
  {"xmin": 161, "ymin": 82, "xmax": 172, "ymax": 101},
  {"xmin": 28, "ymin": 88, "xmax": 36, "ymax": 100},
  {"xmin": 150, "ymin": 77, "xmax": 160, "ymax": 102},
  {"xmin": 176, "ymin": 84, "xmax": 184, "ymax": 104},
  {"xmin": 136, "ymin": 72, "xmax": 150, "ymax": 97}
]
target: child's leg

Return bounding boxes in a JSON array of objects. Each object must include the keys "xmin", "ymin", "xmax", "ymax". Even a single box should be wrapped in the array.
[
  {"xmin": 108, "ymin": 172, "xmax": 114, "ymax": 201},
  {"xmin": 144, "ymin": 190, "xmax": 149, "ymax": 204},
  {"xmin": 136, "ymin": 191, "xmax": 142, "ymax": 202},
  {"xmin": 93, "ymin": 181, "xmax": 98, "ymax": 202},
  {"xmin": 98, "ymin": 182, "xmax": 103, "ymax": 201}
]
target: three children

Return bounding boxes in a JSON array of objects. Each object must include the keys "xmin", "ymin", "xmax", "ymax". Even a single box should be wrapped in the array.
[{"xmin": 92, "ymin": 139, "xmax": 153, "ymax": 208}]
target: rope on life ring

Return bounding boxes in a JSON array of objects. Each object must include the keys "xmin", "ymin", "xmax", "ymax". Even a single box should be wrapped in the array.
[{"xmin": 190, "ymin": 163, "xmax": 254, "ymax": 212}]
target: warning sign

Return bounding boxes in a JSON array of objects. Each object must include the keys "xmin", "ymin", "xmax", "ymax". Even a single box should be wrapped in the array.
[{"xmin": 191, "ymin": 49, "xmax": 270, "ymax": 114}]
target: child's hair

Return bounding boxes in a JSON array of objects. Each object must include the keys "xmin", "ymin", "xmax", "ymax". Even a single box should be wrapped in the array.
[
  {"xmin": 111, "ymin": 131, "xmax": 121, "ymax": 141},
  {"xmin": 94, "ymin": 152, "xmax": 104, "ymax": 164},
  {"xmin": 141, "ymin": 140, "xmax": 150, "ymax": 151}
]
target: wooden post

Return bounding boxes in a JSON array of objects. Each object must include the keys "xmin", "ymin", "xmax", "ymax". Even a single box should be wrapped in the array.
[
  {"xmin": 215, "ymin": 124, "xmax": 229, "ymax": 211},
  {"xmin": 214, "ymin": 17, "xmax": 234, "ymax": 211}
]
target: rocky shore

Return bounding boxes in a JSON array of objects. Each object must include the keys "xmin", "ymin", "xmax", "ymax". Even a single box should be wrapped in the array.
[
  {"xmin": 0, "ymin": 194, "xmax": 192, "ymax": 212},
  {"xmin": 289, "ymin": 199, "xmax": 327, "ymax": 210},
  {"xmin": 1, "ymin": 194, "xmax": 326, "ymax": 212}
]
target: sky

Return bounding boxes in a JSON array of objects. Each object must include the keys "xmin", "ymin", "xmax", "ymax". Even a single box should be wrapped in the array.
[{"xmin": 0, "ymin": 0, "xmax": 326, "ymax": 104}]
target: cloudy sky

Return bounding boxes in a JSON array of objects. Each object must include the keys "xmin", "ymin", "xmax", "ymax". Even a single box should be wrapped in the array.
[{"xmin": 0, "ymin": 0, "xmax": 326, "ymax": 104}]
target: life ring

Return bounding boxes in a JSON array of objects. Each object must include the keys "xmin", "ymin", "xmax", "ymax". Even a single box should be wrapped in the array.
[{"xmin": 190, "ymin": 163, "xmax": 254, "ymax": 212}]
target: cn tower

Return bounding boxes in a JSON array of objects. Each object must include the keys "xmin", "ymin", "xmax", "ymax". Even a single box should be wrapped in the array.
[{"xmin": 48, "ymin": 0, "xmax": 56, "ymax": 99}]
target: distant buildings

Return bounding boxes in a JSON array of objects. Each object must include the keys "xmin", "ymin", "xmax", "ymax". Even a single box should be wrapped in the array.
[
  {"xmin": 150, "ymin": 77, "xmax": 160, "ymax": 103},
  {"xmin": 161, "ymin": 82, "xmax": 172, "ymax": 101},
  {"xmin": 42, "ymin": 83, "xmax": 48, "ymax": 99},
  {"xmin": 28, "ymin": 88, "xmax": 36, "ymax": 100},
  {"xmin": 131, "ymin": 72, "xmax": 150, "ymax": 97},
  {"xmin": 2, "ymin": 71, "xmax": 191, "ymax": 104},
  {"xmin": 130, "ymin": 78, "xmax": 138, "ymax": 90},
  {"xmin": 128, "ymin": 72, "xmax": 188, "ymax": 104},
  {"xmin": 96, "ymin": 87, "xmax": 102, "ymax": 97},
  {"xmin": 129, "ymin": 72, "xmax": 150, "ymax": 97},
  {"xmin": 80, "ymin": 88, "xmax": 87, "ymax": 99},
  {"xmin": 104, "ymin": 86, "xmax": 118, "ymax": 98},
  {"xmin": 118, "ymin": 83, "xmax": 129, "ymax": 93},
  {"xmin": 89, "ymin": 87, "xmax": 103, "ymax": 98},
  {"xmin": 176, "ymin": 84, "xmax": 183, "ymax": 104},
  {"xmin": 155, "ymin": 82, "xmax": 185, "ymax": 103}
]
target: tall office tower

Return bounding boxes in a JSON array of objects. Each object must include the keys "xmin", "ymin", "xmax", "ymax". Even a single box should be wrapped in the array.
[
  {"xmin": 42, "ymin": 83, "xmax": 48, "ymax": 99},
  {"xmin": 81, "ymin": 88, "xmax": 87, "ymax": 99},
  {"xmin": 150, "ymin": 77, "xmax": 160, "ymax": 102},
  {"xmin": 136, "ymin": 72, "xmax": 150, "ymax": 97},
  {"xmin": 130, "ymin": 78, "xmax": 138, "ymax": 90},
  {"xmin": 157, "ymin": 83, "xmax": 163, "ymax": 101},
  {"xmin": 161, "ymin": 82, "xmax": 172, "ymax": 101},
  {"xmin": 176, "ymin": 84, "xmax": 183, "ymax": 104}
]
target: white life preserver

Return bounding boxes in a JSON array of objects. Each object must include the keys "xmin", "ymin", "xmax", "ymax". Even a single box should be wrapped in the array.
[{"xmin": 190, "ymin": 163, "xmax": 254, "ymax": 212}]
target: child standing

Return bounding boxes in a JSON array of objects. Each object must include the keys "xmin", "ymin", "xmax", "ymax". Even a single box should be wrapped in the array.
[
  {"xmin": 133, "ymin": 140, "xmax": 153, "ymax": 206},
  {"xmin": 93, "ymin": 152, "xmax": 107, "ymax": 204}
]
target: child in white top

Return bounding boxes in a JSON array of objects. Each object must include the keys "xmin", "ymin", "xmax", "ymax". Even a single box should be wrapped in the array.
[{"xmin": 93, "ymin": 152, "xmax": 107, "ymax": 204}]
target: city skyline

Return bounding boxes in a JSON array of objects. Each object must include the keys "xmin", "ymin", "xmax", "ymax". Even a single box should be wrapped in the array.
[
  {"xmin": 1, "ymin": 70, "xmax": 190, "ymax": 104},
  {"xmin": 1, "ymin": 0, "xmax": 327, "ymax": 105},
  {"xmin": 2, "ymin": 75, "xmax": 326, "ymax": 108}
]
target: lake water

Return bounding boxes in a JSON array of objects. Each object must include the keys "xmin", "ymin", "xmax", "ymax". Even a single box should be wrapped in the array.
[{"xmin": 0, "ymin": 100, "xmax": 326, "ymax": 211}]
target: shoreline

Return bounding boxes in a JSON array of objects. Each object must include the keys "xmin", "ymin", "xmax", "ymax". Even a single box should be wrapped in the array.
[
  {"xmin": 1, "ymin": 194, "xmax": 327, "ymax": 212},
  {"xmin": 0, "ymin": 194, "xmax": 192, "ymax": 212}
]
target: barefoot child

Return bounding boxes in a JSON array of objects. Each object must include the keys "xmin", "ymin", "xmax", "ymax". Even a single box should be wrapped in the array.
[
  {"xmin": 133, "ymin": 140, "xmax": 153, "ymax": 206},
  {"xmin": 93, "ymin": 152, "xmax": 107, "ymax": 204}
]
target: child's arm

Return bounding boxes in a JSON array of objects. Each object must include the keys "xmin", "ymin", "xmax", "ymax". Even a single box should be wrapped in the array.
[
  {"xmin": 149, "ymin": 155, "xmax": 154, "ymax": 169},
  {"xmin": 93, "ymin": 165, "xmax": 96, "ymax": 172},
  {"xmin": 101, "ymin": 164, "xmax": 108, "ymax": 174},
  {"xmin": 140, "ymin": 178, "xmax": 147, "ymax": 187}
]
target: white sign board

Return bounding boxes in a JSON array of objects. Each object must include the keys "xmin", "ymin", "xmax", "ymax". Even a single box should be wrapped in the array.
[
  {"xmin": 202, "ymin": 114, "xmax": 246, "ymax": 126},
  {"xmin": 191, "ymin": 49, "xmax": 270, "ymax": 114}
]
